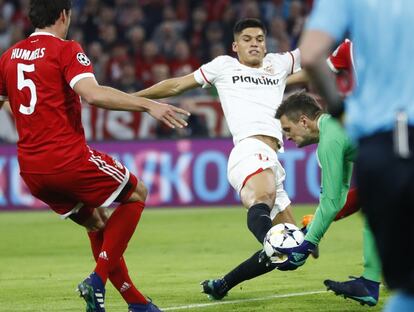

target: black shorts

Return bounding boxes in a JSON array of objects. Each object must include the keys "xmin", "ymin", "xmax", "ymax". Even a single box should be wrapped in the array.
[{"xmin": 356, "ymin": 129, "xmax": 414, "ymax": 293}]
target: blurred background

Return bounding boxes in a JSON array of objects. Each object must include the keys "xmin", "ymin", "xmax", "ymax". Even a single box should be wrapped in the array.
[{"xmin": 0, "ymin": 0, "xmax": 319, "ymax": 211}]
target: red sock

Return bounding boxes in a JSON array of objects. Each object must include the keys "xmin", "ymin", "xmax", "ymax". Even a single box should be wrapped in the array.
[
  {"xmin": 109, "ymin": 257, "xmax": 148, "ymax": 304},
  {"xmin": 88, "ymin": 230, "xmax": 147, "ymax": 304},
  {"xmin": 334, "ymin": 188, "xmax": 360, "ymax": 221},
  {"xmin": 94, "ymin": 201, "xmax": 145, "ymax": 283},
  {"xmin": 88, "ymin": 230, "xmax": 103, "ymax": 261}
]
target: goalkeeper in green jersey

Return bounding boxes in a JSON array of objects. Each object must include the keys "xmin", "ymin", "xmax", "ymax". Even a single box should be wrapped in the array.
[{"xmin": 274, "ymin": 91, "xmax": 381, "ymax": 306}]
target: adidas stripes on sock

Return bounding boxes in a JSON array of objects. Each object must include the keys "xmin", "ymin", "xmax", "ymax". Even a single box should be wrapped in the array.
[{"xmin": 88, "ymin": 230, "xmax": 147, "ymax": 305}]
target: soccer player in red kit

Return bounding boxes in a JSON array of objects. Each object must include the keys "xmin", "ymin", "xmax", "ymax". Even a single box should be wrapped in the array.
[{"xmin": 0, "ymin": 1, "xmax": 189, "ymax": 312}]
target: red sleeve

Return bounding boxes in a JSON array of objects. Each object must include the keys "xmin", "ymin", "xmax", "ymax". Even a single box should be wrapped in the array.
[
  {"xmin": 327, "ymin": 39, "xmax": 352, "ymax": 72},
  {"xmin": 334, "ymin": 188, "xmax": 360, "ymax": 221},
  {"xmin": 60, "ymin": 41, "xmax": 94, "ymax": 89}
]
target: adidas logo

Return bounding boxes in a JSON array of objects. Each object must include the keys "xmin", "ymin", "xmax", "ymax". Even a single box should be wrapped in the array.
[
  {"xmin": 99, "ymin": 251, "xmax": 108, "ymax": 261},
  {"xmin": 120, "ymin": 282, "xmax": 131, "ymax": 293}
]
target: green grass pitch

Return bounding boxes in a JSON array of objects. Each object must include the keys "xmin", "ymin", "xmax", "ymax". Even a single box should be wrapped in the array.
[{"xmin": 0, "ymin": 206, "xmax": 389, "ymax": 311}]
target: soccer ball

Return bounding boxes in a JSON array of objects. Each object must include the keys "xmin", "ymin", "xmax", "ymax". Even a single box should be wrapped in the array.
[{"xmin": 263, "ymin": 223, "xmax": 305, "ymax": 264}]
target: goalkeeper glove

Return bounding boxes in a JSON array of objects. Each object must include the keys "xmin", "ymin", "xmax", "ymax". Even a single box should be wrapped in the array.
[{"xmin": 275, "ymin": 240, "xmax": 317, "ymax": 271}]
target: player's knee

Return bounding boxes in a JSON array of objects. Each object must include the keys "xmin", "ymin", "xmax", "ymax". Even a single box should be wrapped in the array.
[
  {"xmin": 136, "ymin": 180, "xmax": 148, "ymax": 201},
  {"xmin": 128, "ymin": 180, "xmax": 148, "ymax": 203},
  {"xmin": 93, "ymin": 219, "xmax": 106, "ymax": 231},
  {"xmin": 241, "ymin": 185, "xmax": 275, "ymax": 208},
  {"xmin": 251, "ymin": 189, "xmax": 275, "ymax": 207},
  {"xmin": 83, "ymin": 212, "xmax": 106, "ymax": 231},
  {"xmin": 97, "ymin": 207, "xmax": 109, "ymax": 224}
]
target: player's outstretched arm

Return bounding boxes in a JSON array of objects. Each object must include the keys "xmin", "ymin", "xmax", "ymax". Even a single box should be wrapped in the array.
[
  {"xmin": 286, "ymin": 70, "xmax": 309, "ymax": 86},
  {"xmin": 74, "ymin": 77, "xmax": 190, "ymax": 128},
  {"xmin": 304, "ymin": 140, "xmax": 347, "ymax": 245},
  {"xmin": 133, "ymin": 73, "xmax": 200, "ymax": 99}
]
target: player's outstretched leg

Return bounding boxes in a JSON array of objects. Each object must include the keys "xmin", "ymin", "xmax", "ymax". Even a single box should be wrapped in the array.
[
  {"xmin": 324, "ymin": 276, "xmax": 380, "ymax": 306},
  {"xmin": 87, "ymin": 240, "xmax": 162, "ymax": 312},
  {"xmin": 88, "ymin": 215, "xmax": 152, "ymax": 308},
  {"xmin": 78, "ymin": 198, "xmax": 146, "ymax": 311},
  {"xmin": 201, "ymin": 250, "xmax": 277, "ymax": 300},
  {"xmin": 200, "ymin": 279, "xmax": 229, "ymax": 300}
]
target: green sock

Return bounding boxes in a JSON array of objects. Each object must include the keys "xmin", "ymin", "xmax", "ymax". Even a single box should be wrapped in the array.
[{"xmin": 362, "ymin": 219, "xmax": 382, "ymax": 283}]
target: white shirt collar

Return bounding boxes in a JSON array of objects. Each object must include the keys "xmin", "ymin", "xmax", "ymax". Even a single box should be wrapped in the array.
[
  {"xmin": 30, "ymin": 31, "xmax": 57, "ymax": 37},
  {"xmin": 317, "ymin": 114, "xmax": 327, "ymax": 130}
]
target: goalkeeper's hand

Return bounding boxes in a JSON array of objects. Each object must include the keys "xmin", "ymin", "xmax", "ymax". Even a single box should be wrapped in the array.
[
  {"xmin": 275, "ymin": 240, "xmax": 317, "ymax": 271},
  {"xmin": 258, "ymin": 250, "xmax": 283, "ymax": 267}
]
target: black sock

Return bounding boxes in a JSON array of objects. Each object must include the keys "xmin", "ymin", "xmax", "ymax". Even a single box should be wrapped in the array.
[
  {"xmin": 222, "ymin": 250, "xmax": 277, "ymax": 291},
  {"xmin": 247, "ymin": 203, "xmax": 273, "ymax": 243}
]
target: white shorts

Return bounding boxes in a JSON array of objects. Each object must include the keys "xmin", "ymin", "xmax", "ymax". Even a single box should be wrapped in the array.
[{"xmin": 227, "ymin": 138, "xmax": 291, "ymax": 220}]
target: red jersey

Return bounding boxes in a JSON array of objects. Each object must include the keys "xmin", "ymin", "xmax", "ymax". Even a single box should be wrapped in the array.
[
  {"xmin": 327, "ymin": 39, "xmax": 355, "ymax": 95},
  {"xmin": 0, "ymin": 32, "xmax": 94, "ymax": 173}
]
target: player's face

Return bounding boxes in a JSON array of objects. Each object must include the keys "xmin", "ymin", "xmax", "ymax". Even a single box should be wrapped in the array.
[
  {"xmin": 233, "ymin": 27, "xmax": 266, "ymax": 68},
  {"xmin": 280, "ymin": 115, "xmax": 314, "ymax": 148}
]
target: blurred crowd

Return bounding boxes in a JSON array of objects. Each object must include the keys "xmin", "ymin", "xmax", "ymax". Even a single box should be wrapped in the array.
[
  {"xmin": 0, "ymin": 0, "xmax": 312, "ymax": 140},
  {"xmin": 0, "ymin": 0, "xmax": 312, "ymax": 91}
]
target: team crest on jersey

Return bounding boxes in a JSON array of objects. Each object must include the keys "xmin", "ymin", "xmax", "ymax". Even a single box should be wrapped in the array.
[
  {"xmin": 263, "ymin": 64, "xmax": 274, "ymax": 74},
  {"xmin": 77, "ymin": 52, "xmax": 91, "ymax": 66}
]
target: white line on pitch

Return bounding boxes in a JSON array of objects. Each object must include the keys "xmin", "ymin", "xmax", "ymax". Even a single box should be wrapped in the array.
[{"xmin": 162, "ymin": 290, "xmax": 326, "ymax": 311}]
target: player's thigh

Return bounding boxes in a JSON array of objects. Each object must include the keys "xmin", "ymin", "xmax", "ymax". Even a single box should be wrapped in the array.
[
  {"xmin": 21, "ymin": 172, "xmax": 99, "ymax": 228},
  {"xmin": 76, "ymin": 207, "xmax": 108, "ymax": 231},
  {"xmin": 21, "ymin": 149, "xmax": 139, "ymax": 223},
  {"xmin": 21, "ymin": 171, "xmax": 80, "ymax": 214},
  {"xmin": 228, "ymin": 138, "xmax": 278, "ymax": 208},
  {"xmin": 240, "ymin": 168, "xmax": 276, "ymax": 207},
  {"xmin": 124, "ymin": 179, "xmax": 148, "ymax": 203},
  {"xmin": 272, "ymin": 204, "xmax": 295, "ymax": 225},
  {"xmin": 269, "ymin": 163, "xmax": 291, "ymax": 221}
]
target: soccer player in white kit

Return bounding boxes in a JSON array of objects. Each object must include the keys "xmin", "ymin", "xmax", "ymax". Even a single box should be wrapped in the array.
[{"xmin": 135, "ymin": 18, "xmax": 301, "ymax": 299}]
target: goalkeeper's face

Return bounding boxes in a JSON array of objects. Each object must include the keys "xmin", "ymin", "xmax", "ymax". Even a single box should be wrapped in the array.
[
  {"xmin": 233, "ymin": 27, "xmax": 266, "ymax": 68},
  {"xmin": 280, "ymin": 115, "xmax": 317, "ymax": 148}
]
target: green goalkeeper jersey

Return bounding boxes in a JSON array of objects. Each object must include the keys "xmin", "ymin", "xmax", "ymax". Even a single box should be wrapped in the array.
[{"xmin": 305, "ymin": 114, "xmax": 357, "ymax": 245}]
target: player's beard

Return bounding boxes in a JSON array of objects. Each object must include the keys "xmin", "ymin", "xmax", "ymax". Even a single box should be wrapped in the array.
[{"xmin": 297, "ymin": 135, "xmax": 318, "ymax": 148}]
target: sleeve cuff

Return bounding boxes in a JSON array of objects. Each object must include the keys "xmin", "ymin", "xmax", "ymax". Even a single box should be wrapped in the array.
[{"xmin": 69, "ymin": 73, "xmax": 95, "ymax": 89}]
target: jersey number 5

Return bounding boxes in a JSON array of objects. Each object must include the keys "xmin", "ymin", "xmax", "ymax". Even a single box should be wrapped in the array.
[{"xmin": 17, "ymin": 63, "xmax": 37, "ymax": 115}]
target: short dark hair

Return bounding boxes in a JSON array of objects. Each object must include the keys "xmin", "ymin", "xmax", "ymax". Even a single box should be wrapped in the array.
[
  {"xmin": 276, "ymin": 91, "xmax": 324, "ymax": 122},
  {"xmin": 233, "ymin": 18, "xmax": 267, "ymax": 37},
  {"xmin": 29, "ymin": 0, "xmax": 72, "ymax": 29}
]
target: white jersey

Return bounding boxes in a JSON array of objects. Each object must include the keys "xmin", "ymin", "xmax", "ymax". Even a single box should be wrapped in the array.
[{"xmin": 194, "ymin": 50, "xmax": 301, "ymax": 145}]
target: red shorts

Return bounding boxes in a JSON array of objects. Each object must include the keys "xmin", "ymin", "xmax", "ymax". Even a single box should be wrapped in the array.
[{"xmin": 20, "ymin": 148, "xmax": 138, "ymax": 223}]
